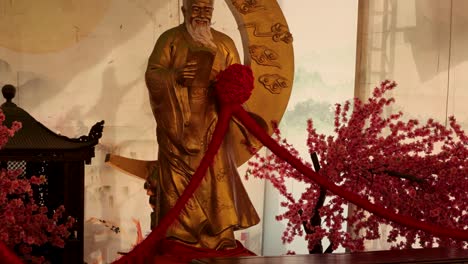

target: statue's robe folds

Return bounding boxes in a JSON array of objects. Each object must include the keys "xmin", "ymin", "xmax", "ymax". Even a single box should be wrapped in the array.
[{"xmin": 145, "ymin": 24, "xmax": 260, "ymax": 249}]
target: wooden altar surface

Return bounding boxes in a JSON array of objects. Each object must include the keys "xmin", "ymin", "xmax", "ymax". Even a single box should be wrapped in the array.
[{"xmin": 191, "ymin": 248, "xmax": 468, "ymax": 264}]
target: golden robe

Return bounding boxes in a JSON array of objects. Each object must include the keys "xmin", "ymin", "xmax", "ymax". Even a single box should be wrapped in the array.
[{"xmin": 145, "ymin": 24, "xmax": 260, "ymax": 249}]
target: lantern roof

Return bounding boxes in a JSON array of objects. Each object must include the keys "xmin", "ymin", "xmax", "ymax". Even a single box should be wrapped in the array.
[{"xmin": 0, "ymin": 84, "xmax": 104, "ymax": 162}]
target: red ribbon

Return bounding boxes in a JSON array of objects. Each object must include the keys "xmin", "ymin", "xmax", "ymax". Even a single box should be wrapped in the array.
[
  {"xmin": 0, "ymin": 242, "xmax": 23, "ymax": 264},
  {"xmin": 116, "ymin": 102, "xmax": 468, "ymax": 263}
]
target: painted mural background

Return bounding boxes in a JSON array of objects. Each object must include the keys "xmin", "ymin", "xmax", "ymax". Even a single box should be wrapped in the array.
[{"xmin": 262, "ymin": 0, "xmax": 358, "ymax": 255}]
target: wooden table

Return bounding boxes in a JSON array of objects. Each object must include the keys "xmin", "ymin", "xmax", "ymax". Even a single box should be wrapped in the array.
[{"xmin": 191, "ymin": 248, "xmax": 468, "ymax": 264}]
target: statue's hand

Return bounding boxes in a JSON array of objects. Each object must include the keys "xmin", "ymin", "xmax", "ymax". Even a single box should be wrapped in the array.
[{"xmin": 175, "ymin": 61, "xmax": 198, "ymax": 85}]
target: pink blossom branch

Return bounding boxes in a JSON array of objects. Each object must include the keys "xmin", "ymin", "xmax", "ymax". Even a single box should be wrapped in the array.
[{"xmin": 234, "ymin": 105, "xmax": 468, "ymax": 241}]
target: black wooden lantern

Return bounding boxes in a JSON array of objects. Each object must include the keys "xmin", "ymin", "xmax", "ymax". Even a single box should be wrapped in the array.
[{"xmin": 0, "ymin": 84, "xmax": 104, "ymax": 264}]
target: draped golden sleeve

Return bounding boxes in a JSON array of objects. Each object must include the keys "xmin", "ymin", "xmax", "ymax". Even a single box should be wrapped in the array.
[{"xmin": 145, "ymin": 23, "xmax": 260, "ymax": 250}]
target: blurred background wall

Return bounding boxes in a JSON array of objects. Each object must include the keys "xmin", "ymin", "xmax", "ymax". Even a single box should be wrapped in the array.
[{"xmin": 355, "ymin": 0, "xmax": 468, "ymax": 250}]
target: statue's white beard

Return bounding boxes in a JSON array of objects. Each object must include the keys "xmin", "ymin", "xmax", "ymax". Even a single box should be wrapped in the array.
[{"xmin": 186, "ymin": 18, "xmax": 217, "ymax": 50}]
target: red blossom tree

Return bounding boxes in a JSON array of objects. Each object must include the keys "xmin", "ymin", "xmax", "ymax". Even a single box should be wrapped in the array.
[
  {"xmin": 0, "ymin": 110, "xmax": 75, "ymax": 263},
  {"xmin": 247, "ymin": 80, "xmax": 468, "ymax": 253}
]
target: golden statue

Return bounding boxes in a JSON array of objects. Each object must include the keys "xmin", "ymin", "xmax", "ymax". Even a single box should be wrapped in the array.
[
  {"xmin": 144, "ymin": 0, "xmax": 259, "ymax": 250},
  {"xmin": 106, "ymin": 0, "xmax": 293, "ymax": 253}
]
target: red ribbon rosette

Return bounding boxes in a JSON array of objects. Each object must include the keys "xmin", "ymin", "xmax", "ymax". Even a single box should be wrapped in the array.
[{"xmin": 215, "ymin": 64, "xmax": 254, "ymax": 105}]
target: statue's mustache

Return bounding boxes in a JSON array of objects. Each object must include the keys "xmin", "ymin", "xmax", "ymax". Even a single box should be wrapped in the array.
[{"xmin": 192, "ymin": 17, "xmax": 211, "ymax": 25}]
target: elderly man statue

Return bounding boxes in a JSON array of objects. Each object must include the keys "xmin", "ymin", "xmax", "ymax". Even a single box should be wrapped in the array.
[{"xmin": 145, "ymin": 0, "xmax": 260, "ymax": 250}]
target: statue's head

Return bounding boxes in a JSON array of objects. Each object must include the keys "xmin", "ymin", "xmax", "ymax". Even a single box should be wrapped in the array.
[
  {"xmin": 182, "ymin": 0, "xmax": 217, "ymax": 49},
  {"xmin": 182, "ymin": 0, "xmax": 214, "ymax": 26}
]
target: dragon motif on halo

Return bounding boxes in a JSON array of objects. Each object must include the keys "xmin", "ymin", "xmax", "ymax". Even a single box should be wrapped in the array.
[
  {"xmin": 244, "ymin": 22, "xmax": 293, "ymax": 44},
  {"xmin": 249, "ymin": 45, "xmax": 281, "ymax": 68},
  {"xmin": 258, "ymin": 74, "xmax": 289, "ymax": 94},
  {"xmin": 231, "ymin": 0, "xmax": 265, "ymax": 14}
]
